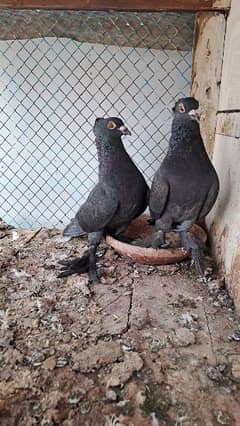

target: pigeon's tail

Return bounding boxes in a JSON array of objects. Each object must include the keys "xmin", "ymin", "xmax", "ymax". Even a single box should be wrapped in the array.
[
  {"xmin": 63, "ymin": 217, "xmax": 86, "ymax": 238},
  {"xmin": 179, "ymin": 230, "xmax": 203, "ymax": 276}
]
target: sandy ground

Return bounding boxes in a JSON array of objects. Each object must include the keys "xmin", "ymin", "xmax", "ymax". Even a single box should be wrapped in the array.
[{"xmin": 0, "ymin": 224, "xmax": 240, "ymax": 425}]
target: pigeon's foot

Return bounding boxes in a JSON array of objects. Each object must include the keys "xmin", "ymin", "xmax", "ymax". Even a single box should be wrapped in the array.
[
  {"xmin": 173, "ymin": 220, "xmax": 193, "ymax": 233},
  {"xmin": 179, "ymin": 230, "xmax": 204, "ymax": 278},
  {"xmin": 191, "ymin": 248, "xmax": 205, "ymax": 278},
  {"xmin": 152, "ymin": 240, "xmax": 171, "ymax": 249},
  {"xmin": 57, "ymin": 253, "xmax": 89, "ymax": 278},
  {"xmin": 150, "ymin": 230, "xmax": 170, "ymax": 249}
]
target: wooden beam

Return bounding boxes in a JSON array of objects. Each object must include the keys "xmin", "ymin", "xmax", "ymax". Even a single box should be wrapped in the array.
[
  {"xmin": 0, "ymin": 0, "xmax": 231, "ymax": 11},
  {"xmin": 0, "ymin": 10, "xmax": 194, "ymax": 50},
  {"xmin": 213, "ymin": 0, "xmax": 231, "ymax": 9},
  {"xmin": 191, "ymin": 12, "xmax": 226, "ymax": 158},
  {"xmin": 218, "ymin": 0, "xmax": 240, "ymax": 111},
  {"xmin": 216, "ymin": 112, "xmax": 240, "ymax": 139}
]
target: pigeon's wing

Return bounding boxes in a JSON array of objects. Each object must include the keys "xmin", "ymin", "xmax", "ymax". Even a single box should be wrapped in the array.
[
  {"xmin": 76, "ymin": 182, "xmax": 119, "ymax": 233},
  {"xmin": 199, "ymin": 177, "xmax": 219, "ymax": 219},
  {"xmin": 149, "ymin": 173, "xmax": 169, "ymax": 219}
]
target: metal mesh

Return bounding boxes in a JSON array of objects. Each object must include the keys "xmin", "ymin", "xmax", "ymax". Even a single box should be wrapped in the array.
[{"xmin": 0, "ymin": 10, "xmax": 195, "ymax": 228}]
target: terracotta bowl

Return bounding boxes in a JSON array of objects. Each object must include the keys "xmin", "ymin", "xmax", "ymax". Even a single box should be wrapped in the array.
[{"xmin": 106, "ymin": 214, "xmax": 207, "ymax": 265}]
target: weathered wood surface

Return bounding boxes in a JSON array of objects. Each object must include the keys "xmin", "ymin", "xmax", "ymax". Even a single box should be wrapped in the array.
[
  {"xmin": 209, "ymin": 134, "xmax": 240, "ymax": 310},
  {"xmin": 209, "ymin": 0, "xmax": 240, "ymax": 312},
  {"xmin": 218, "ymin": 0, "xmax": 240, "ymax": 111},
  {"xmin": 0, "ymin": 0, "xmax": 231, "ymax": 11},
  {"xmin": 191, "ymin": 12, "xmax": 226, "ymax": 157},
  {"xmin": 216, "ymin": 112, "xmax": 240, "ymax": 139},
  {"xmin": 213, "ymin": 0, "xmax": 231, "ymax": 10},
  {"xmin": 0, "ymin": 9, "xmax": 194, "ymax": 50}
]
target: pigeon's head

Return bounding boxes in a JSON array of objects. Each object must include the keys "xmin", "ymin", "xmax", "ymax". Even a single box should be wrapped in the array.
[
  {"xmin": 173, "ymin": 97, "xmax": 200, "ymax": 123},
  {"xmin": 94, "ymin": 117, "xmax": 131, "ymax": 140}
]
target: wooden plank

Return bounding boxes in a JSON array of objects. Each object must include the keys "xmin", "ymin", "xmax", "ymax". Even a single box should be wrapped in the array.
[
  {"xmin": 0, "ymin": 10, "xmax": 194, "ymax": 50},
  {"xmin": 218, "ymin": 0, "xmax": 240, "ymax": 110},
  {"xmin": 0, "ymin": 0, "xmax": 231, "ymax": 11},
  {"xmin": 208, "ymin": 134, "xmax": 240, "ymax": 311},
  {"xmin": 191, "ymin": 12, "xmax": 226, "ymax": 158},
  {"xmin": 216, "ymin": 112, "xmax": 240, "ymax": 139},
  {"xmin": 213, "ymin": 0, "xmax": 231, "ymax": 8}
]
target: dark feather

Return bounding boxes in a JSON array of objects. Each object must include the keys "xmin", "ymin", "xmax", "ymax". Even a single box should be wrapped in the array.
[
  {"xmin": 59, "ymin": 117, "xmax": 149, "ymax": 281},
  {"xmin": 149, "ymin": 97, "xmax": 219, "ymax": 275}
]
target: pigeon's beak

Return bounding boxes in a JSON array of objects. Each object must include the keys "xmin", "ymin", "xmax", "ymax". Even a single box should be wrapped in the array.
[
  {"xmin": 188, "ymin": 109, "xmax": 200, "ymax": 123},
  {"xmin": 119, "ymin": 125, "xmax": 131, "ymax": 136}
]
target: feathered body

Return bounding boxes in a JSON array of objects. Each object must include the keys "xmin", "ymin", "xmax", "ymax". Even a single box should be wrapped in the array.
[
  {"xmin": 149, "ymin": 97, "xmax": 219, "ymax": 274},
  {"xmin": 59, "ymin": 117, "xmax": 149, "ymax": 281}
]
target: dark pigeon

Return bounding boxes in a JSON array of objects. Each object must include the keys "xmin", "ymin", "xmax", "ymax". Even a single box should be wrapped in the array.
[
  {"xmin": 149, "ymin": 97, "xmax": 219, "ymax": 275},
  {"xmin": 58, "ymin": 117, "xmax": 149, "ymax": 282}
]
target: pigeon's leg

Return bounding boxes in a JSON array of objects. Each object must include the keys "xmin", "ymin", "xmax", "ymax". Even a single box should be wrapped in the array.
[
  {"xmin": 151, "ymin": 230, "xmax": 169, "ymax": 248},
  {"xmin": 88, "ymin": 231, "xmax": 103, "ymax": 282},
  {"xmin": 150, "ymin": 217, "xmax": 172, "ymax": 249},
  {"xmin": 179, "ymin": 230, "xmax": 203, "ymax": 276},
  {"xmin": 173, "ymin": 220, "xmax": 193, "ymax": 233},
  {"xmin": 175, "ymin": 221, "xmax": 204, "ymax": 277}
]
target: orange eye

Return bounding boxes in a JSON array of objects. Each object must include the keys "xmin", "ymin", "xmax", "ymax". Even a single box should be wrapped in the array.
[
  {"xmin": 178, "ymin": 103, "xmax": 185, "ymax": 113},
  {"xmin": 107, "ymin": 121, "xmax": 117, "ymax": 129}
]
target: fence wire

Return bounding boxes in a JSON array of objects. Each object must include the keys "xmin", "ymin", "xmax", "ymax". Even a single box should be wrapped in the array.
[{"xmin": 0, "ymin": 10, "xmax": 195, "ymax": 228}]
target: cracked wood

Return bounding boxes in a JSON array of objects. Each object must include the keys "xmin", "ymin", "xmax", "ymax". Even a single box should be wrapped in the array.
[
  {"xmin": 0, "ymin": 0, "xmax": 231, "ymax": 10},
  {"xmin": 191, "ymin": 12, "xmax": 226, "ymax": 158}
]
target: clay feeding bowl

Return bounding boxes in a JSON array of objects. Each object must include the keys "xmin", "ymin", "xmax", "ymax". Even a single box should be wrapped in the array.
[{"xmin": 106, "ymin": 214, "xmax": 207, "ymax": 265}]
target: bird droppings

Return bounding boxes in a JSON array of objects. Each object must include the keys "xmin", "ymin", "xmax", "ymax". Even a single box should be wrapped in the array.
[
  {"xmin": 1, "ymin": 227, "xmax": 240, "ymax": 424},
  {"xmin": 213, "ymin": 409, "xmax": 235, "ymax": 426},
  {"xmin": 106, "ymin": 389, "xmax": 118, "ymax": 401},
  {"xmin": 148, "ymin": 336, "xmax": 166, "ymax": 353},
  {"xmin": 229, "ymin": 330, "xmax": 240, "ymax": 342}
]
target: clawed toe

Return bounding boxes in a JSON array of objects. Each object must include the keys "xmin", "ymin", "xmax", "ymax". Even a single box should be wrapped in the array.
[
  {"xmin": 58, "ymin": 259, "xmax": 72, "ymax": 267},
  {"xmin": 57, "ymin": 255, "xmax": 89, "ymax": 278},
  {"xmin": 151, "ymin": 240, "xmax": 171, "ymax": 249}
]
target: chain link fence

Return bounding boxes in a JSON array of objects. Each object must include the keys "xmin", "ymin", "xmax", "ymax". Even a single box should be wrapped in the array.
[{"xmin": 0, "ymin": 9, "xmax": 195, "ymax": 228}]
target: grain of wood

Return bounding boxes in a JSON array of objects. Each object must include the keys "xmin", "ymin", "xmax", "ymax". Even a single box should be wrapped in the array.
[
  {"xmin": 218, "ymin": 0, "xmax": 240, "ymax": 110},
  {"xmin": 191, "ymin": 12, "xmax": 226, "ymax": 157},
  {"xmin": 213, "ymin": 0, "xmax": 231, "ymax": 9},
  {"xmin": 0, "ymin": 0, "xmax": 231, "ymax": 10},
  {"xmin": 216, "ymin": 112, "xmax": 240, "ymax": 139}
]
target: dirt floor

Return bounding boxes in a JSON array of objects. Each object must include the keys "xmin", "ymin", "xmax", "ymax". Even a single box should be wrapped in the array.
[{"xmin": 1, "ymin": 223, "xmax": 240, "ymax": 426}]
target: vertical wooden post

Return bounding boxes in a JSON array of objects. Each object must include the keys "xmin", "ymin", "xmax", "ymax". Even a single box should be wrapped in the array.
[
  {"xmin": 208, "ymin": 0, "xmax": 240, "ymax": 312},
  {"xmin": 191, "ymin": 12, "xmax": 226, "ymax": 158}
]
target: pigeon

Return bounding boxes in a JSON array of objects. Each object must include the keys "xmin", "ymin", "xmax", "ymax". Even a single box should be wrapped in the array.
[
  {"xmin": 58, "ymin": 117, "xmax": 149, "ymax": 282},
  {"xmin": 149, "ymin": 97, "xmax": 219, "ymax": 275}
]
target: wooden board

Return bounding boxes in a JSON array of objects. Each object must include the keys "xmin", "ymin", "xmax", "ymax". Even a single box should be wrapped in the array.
[
  {"xmin": 216, "ymin": 112, "xmax": 240, "ymax": 139},
  {"xmin": 191, "ymin": 12, "xmax": 226, "ymax": 157},
  {"xmin": 213, "ymin": 0, "xmax": 231, "ymax": 9},
  {"xmin": 218, "ymin": 0, "xmax": 240, "ymax": 110},
  {"xmin": 0, "ymin": 10, "xmax": 194, "ymax": 50},
  {"xmin": 0, "ymin": 0, "xmax": 231, "ymax": 11}
]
